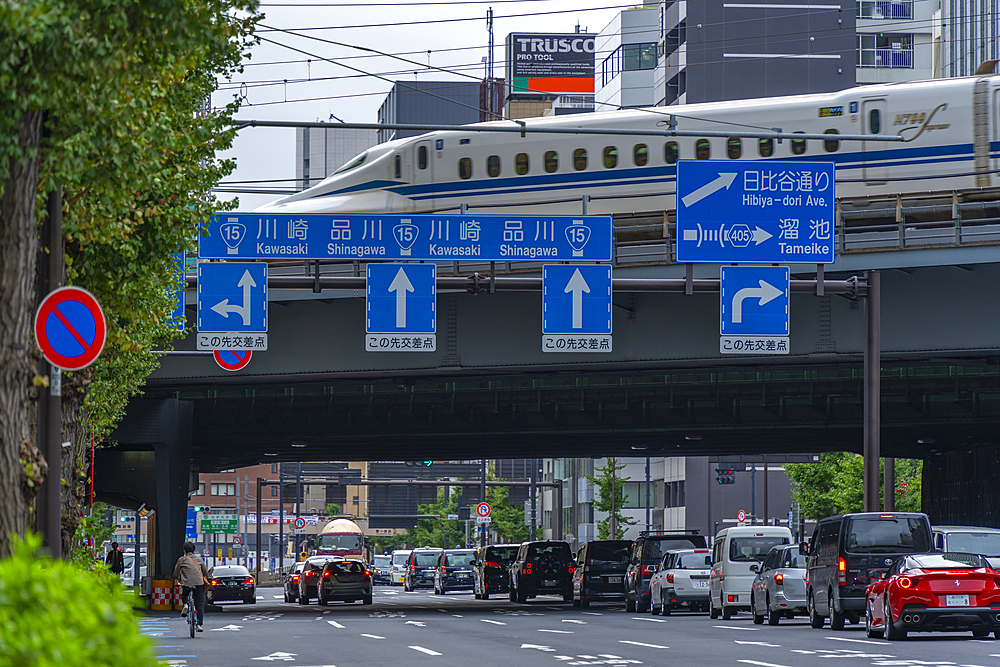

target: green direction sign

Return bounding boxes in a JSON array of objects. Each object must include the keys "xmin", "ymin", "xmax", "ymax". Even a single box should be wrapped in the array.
[{"xmin": 200, "ymin": 513, "xmax": 238, "ymax": 534}]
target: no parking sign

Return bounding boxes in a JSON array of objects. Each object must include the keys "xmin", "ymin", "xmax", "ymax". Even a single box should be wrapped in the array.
[{"xmin": 35, "ymin": 287, "xmax": 107, "ymax": 371}]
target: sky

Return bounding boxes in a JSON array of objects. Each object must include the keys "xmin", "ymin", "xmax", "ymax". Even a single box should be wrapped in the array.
[{"xmin": 212, "ymin": 0, "xmax": 630, "ymax": 211}]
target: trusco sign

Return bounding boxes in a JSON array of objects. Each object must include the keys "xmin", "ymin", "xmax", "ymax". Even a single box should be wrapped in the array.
[
  {"xmin": 506, "ymin": 32, "xmax": 596, "ymax": 95},
  {"xmin": 514, "ymin": 36, "xmax": 595, "ymax": 54}
]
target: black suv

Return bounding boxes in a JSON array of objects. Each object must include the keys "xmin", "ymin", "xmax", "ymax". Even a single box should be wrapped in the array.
[
  {"xmin": 510, "ymin": 541, "xmax": 575, "ymax": 603},
  {"xmin": 435, "ymin": 548, "xmax": 476, "ymax": 594},
  {"xmin": 404, "ymin": 547, "xmax": 443, "ymax": 591},
  {"xmin": 474, "ymin": 543, "xmax": 519, "ymax": 600},
  {"xmin": 573, "ymin": 540, "xmax": 630, "ymax": 608},
  {"xmin": 625, "ymin": 530, "xmax": 708, "ymax": 612},
  {"xmin": 804, "ymin": 512, "xmax": 933, "ymax": 630}
]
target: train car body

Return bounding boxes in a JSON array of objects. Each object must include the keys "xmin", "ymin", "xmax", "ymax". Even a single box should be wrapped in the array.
[{"xmin": 257, "ymin": 75, "xmax": 996, "ymax": 218}]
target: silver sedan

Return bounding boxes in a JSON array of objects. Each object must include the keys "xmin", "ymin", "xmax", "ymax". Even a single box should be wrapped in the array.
[{"xmin": 750, "ymin": 544, "xmax": 808, "ymax": 625}]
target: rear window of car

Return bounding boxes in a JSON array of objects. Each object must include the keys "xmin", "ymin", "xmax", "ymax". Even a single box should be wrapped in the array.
[
  {"xmin": 908, "ymin": 553, "xmax": 986, "ymax": 569},
  {"xmin": 729, "ymin": 537, "xmax": 789, "ymax": 562},
  {"xmin": 643, "ymin": 537, "xmax": 703, "ymax": 564},
  {"xmin": 211, "ymin": 567, "xmax": 249, "ymax": 577},
  {"xmin": 486, "ymin": 546, "xmax": 519, "ymax": 562},
  {"xmin": 412, "ymin": 551, "xmax": 440, "ymax": 567},
  {"xmin": 786, "ymin": 552, "xmax": 808, "ymax": 568},
  {"xmin": 445, "ymin": 552, "xmax": 475, "ymax": 567},
  {"xmin": 675, "ymin": 553, "xmax": 711, "ymax": 569},
  {"xmin": 588, "ymin": 543, "xmax": 630, "ymax": 564},
  {"xmin": 392, "ymin": 552, "xmax": 410, "ymax": 565},
  {"xmin": 528, "ymin": 543, "xmax": 572, "ymax": 559},
  {"xmin": 942, "ymin": 532, "xmax": 1000, "ymax": 557},
  {"xmin": 328, "ymin": 560, "xmax": 365, "ymax": 574},
  {"xmin": 845, "ymin": 517, "xmax": 931, "ymax": 554}
]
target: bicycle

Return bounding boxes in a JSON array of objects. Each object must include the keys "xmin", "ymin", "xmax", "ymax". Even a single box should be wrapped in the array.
[{"xmin": 182, "ymin": 586, "xmax": 197, "ymax": 638}]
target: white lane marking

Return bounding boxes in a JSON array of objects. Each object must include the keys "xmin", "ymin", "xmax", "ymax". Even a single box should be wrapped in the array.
[
  {"xmin": 735, "ymin": 640, "xmax": 780, "ymax": 647},
  {"xmin": 562, "ymin": 619, "xmax": 586, "ymax": 624},
  {"xmin": 791, "ymin": 650, "xmax": 816, "ymax": 654},
  {"xmin": 256, "ymin": 595, "xmax": 265, "ymax": 599},
  {"xmin": 521, "ymin": 644, "xmax": 556, "ymax": 652},
  {"xmin": 452, "ymin": 614, "xmax": 463, "ymax": 618},
  {"xmin": 405, "ymin": 621, "xmax": 426, "ymax": 627},
  {"xmin": 713, "ymin": 625, "xmax": 760, "ymax": 631},
  {"xmin": 581, "ymin": 612, "xmax": 603, "ymax": 616},
  {"xmin": 322, "ymin": 611, "xmax": 330, "ymax": 615},
  {"xmin": 538, "ymin": 629, "xmax": 574, "ymax": 634},
  {"xmin": 272, "ymin": 595, "xmax": 283, "ymax": 599},
  {"xmin": 619, "ymin": 640, "xmax": 668, "ymax": 649},
  {"xmin": 738, "ymin": 661, "xmax": 791, "ymax": 667},
  {"xmin": 327, "ymin": 620, "xmax": 345, "ymax": 629},
  {"xmin": 360, "ymin": 634, "xmax": 384, "ymax": 639},
  {"xmin": 824, "ymin": 636, "xmax": 890, "ymax": 646},
  {"xmin": 409, "ymin": 646, "xmax": 441, "ymax": 656},
  {"xmin": 480, "ymin": 619, "xmax": 507, "ymax": 625},
  {"xmin": 631, "ymin": 617, "xmax": 667, "ymax": 623},
  {"xmin": 315, "ymin": 616, "xmax": 323, "ymax": 621}
]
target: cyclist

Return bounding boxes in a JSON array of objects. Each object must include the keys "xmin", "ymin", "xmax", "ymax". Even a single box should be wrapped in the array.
[{"xmin": 173, "ymin": 541, "xmax": 209, "ymax": 632}]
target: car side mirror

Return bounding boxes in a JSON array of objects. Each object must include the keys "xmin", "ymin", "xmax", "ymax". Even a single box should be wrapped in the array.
[
  {"xmin": 799, "ymin": 541, "xmax": 810, "ymax": 555},
  {"xmin": 749, "ymin": 564, "xmax": 759, "ymax": 573}
]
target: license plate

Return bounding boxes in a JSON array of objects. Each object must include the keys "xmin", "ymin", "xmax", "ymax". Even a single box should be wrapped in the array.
[
  {"xmin": 607, "ymin": 576, "xmax": 622, "ymax": 584},
  {"xmin": 693, "ymin": 580, "xmax": 710, "ymax": 589},
  {"xmin": 543, "ymin": 579, "xmax": 558, "ymax": 587},
  {"xmin": 946, "ymin": 594, "xmax": 969, "ymax": 606},
  {"xmin": 458, "ymin": 573, "xmax": 469, "ymax": 578}
]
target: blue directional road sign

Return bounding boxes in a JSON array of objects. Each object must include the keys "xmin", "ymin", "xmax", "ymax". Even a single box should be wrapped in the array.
[
  {"xmin": 197, "ymin": 262, "xmax": 267, "ymax": 333},
  {"xmin": 720, "ymin": 266, "xmax": 789, "ymax": 335},
  {"xmin": 366, "ymin": 264, "xmax": 436, "ymax": 334},
  {"xmin": 201, "ymin": 213, "xmax": 612, "ymax": 262},
  {"xmin": 542, "ymin": 265, "xmax": 612, "ymax": 335},
  {"xmin": 676, "ymin": 160, "xmax": 835, "ymax": 264}
]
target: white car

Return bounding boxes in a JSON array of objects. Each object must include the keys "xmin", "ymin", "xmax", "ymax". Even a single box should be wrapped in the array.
[
  {"xmin": 390, "ymin": 549, "xmax": 411, "ymax": 586},
  {"xmin": 649, "ymin": 548, "xmax": 711, "ymax": 615},
  {"xmin": 750, "ymin": 544, "xmax": 808, "ymax": 625},
  {"xmin": 120, "ymin": 552, "xmax": 147, "ymax": 586}
]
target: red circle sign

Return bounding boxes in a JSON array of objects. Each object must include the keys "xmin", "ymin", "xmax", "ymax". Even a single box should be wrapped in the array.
[
  {"xmin": 214, "ymin": 349, "xmax": 252, "ymax": 372},
  {"xmin": 233, "ymin": 536, "xmax": 242, "ymax": 545},
  {"xmin": 294, "ymin": 517, "xmax": 306, "ymax": 529},
  {"xmin": 737, "ymin": 510, "xmax": 747, "ymax": 523},
  {"xmin": 34, "ymin": 287, "xmax": 107, "ymax": 371},
  {"xmin": 476, "ymin": 502, "xmax": 491, "ymax": 518}
]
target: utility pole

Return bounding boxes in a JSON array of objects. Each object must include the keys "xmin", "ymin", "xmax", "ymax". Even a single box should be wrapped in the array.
[
  {"xmin": 530, "ymin": 458, "xmax": 537, "ymax": 541},
  {"xmin": 296, "ymin": 462, "xmax": 302, "ymax": 556},
  {"xmin": 863, "ymin": 270, "xmax": 881, "ymax": 512},
  {"xmin": 645, "ymin": 457, "xmax": 651, "ymax": 532},
  {"xmin": 750, "ymin": 465, "xmax": 756, "ymax": 524},
  {"xmin": 255, "ymin": 478, "xmax": 262, "ymax": 581},
  {"xmin": 609, "ymin": 458, "xmax": 617, "ymax": 539},
  {"xmin": 480, "ymin": 459, "xmax": 487, "ymax": 548},
  {"xmin": 278, "ymin": 465, "xmax": 284, "ymax": 567},
  {"xmin": 236, "ymin": 476, "xmax": 240, "ymax": 565}
]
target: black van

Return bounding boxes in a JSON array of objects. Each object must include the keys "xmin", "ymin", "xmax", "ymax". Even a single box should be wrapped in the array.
[
  {"xmin": 625, "ymin": 530, "xmax": 708, "ymax": 613},
  {"xmin": 572, "ymin": 540, "xmax": 631, "ymax": 608},
  {"xmin": 804, "ymin": 512, "xmax": 933, "ymax": 630}
]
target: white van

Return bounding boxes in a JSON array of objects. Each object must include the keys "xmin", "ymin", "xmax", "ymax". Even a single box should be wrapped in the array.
[
  {"xmin": 390, "ymin": 549, "xmax": 411, "ymax": 586},
  {"xmin": 709, "ymin": 525, "xmax": 792, "ymax": 620},
  {"xmin": 121, "ymin": 552, "xmax": 147, "ymax": 586}
]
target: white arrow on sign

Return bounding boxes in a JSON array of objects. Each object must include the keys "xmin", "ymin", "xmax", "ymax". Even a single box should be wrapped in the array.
[
  {"xmin": 751, "ymin": 226, "xmax": 773, "ymax": 245},
  {"xmin": 520, "ymin": 644, "xmax": 556, "ymax": 652},
  {"xmin": 388, "ymin": 267, "xmax": 414, "ymax": 328},
  {"xmin": 210, "ymin": 624, "xmax": 243, "ymax": 632},
  {"xmin": 731, "ymin": 280, "xmax": 783, "ymax": 324},
  {"xmin": 251, "ymin": 652, "xmax": 296, "ymax": 662},
  {"xmin": 564, "ymin": 268, "xmax": 591, "ymax": 329},
  {"xmin": 211, "ymin": 269, "xmax": 255, "ymax": 326},
  {"xmin": 681, "ymin": 172, "xmax": 738, "ymax": 208}
]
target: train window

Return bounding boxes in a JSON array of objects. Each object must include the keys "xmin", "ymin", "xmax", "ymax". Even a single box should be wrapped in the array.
[
  {"xmin": 695, "ymin": 139, "xmax": 710, "ymax": 160},
  {"xmin": 664, "ymin": 142, "xmax": 679, "ymax": 164},
  {"xmin": 633, "ymin": 144, "xmax": 648, "ymax": 166},
  {"xmin": 573, "ymin": 149, "xmax": 588, "ymax": 171},
  {"xmin": 869, "ymin": 108, "xmax": 881, "ymax": 134},
  {"xmin": 544, "ymin": 151, "xmax": 558, "ymax": 173},
  {"xmin": 486, "ymin": 155, "xmax": 501, "ymax": 177},
  {"xmin": 394, "ymin": 154, "xmax": 401, "ymax": 179},
  {"xmin": 791, "ymin": 132, "xmax": 806, "ymax": 155},
  {"xmin": 515, "ymin": 153, "xmax": 529, "ymax": 175},
  {"xmin": 458, "ymin": 157, "xmax": 473, "ymax": 180},
  {"xmin": 603, "ymin": 146, "xmax": 618, "ymax": 168},
  {"xmin": 823, "ymin": 129, "xmax": 840, "ymax": 153},
  {"xmin": 758, "ymin": 138, "xmax": 774, "ymax": 158},
  {"xmin": 727, "ymin": 137, "xmax": 742, "ymax": 159},
  {"xmin": 418, "ymin": 145, "xmax": 428, "ymax": 170}
]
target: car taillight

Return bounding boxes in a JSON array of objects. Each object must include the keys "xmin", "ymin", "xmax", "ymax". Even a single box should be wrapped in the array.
[
  {"xmin": 774, "ymin": 573, "xmax": 783, "ymax": 585},
  {"xmin": 411, "ymin": 565, "xmax": 417, "ymax": 572},
  {"xmin": 211, "ymin": 579, "xmax": 221, "ymax": 586},
  {"xmin": 484, "ymin": 561, "xmax": 500, "ymax": 567},
  {"xmin": 838, "ymin": 557, "xmax": 847, "ymax": 587},
  {"xmin": 323, "ymin": 571, "xmax": 331, "ymax": 579},
  {"xmin": 523, "ymin": 563, "xmax": 532, "ymax": 575},
  {"xmin": 666, "ymin": 573, "xmax": 674, "ymax": 584},
  {"xmin": 291, "ymin": 575, "xmax": 299, "ymax": 583},
  {"xmin": 898, "ymin": 577, "xmax": 912, "ymax": 589},
  {"xmin": 568, "ymin": 566, "xmax": 575, "ymax": 575},
  {"xmin": 244, "ymin": 577, "xmax": 255, "ymax": 585},
  {"xmin": 642, "ymin": 565, "xmax": 656, "ymax": 575},
  {"xmin": 363, "ymin": 569, "xmax": 371, "ymax": 579}
]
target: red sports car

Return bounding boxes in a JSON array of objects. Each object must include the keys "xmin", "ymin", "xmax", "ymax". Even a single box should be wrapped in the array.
[{"xmin": 865, "ymin": 552, "xmax": 1000, "ymax": 640}]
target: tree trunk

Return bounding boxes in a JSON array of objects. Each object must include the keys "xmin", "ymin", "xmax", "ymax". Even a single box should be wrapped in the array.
[{"xmin": 0, "ymin": 110, "xmax": 46, "ymax": 558}]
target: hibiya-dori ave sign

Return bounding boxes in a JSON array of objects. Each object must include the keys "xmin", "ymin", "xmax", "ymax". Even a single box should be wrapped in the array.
[{"xmin": 200, "ymin": 213, "xmax": 612, "ymax": 262}]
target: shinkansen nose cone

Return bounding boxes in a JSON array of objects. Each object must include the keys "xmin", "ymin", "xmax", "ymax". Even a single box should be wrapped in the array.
[{"xmin": 253, "ymin": 188, "xmax": 409, "ymax": 215}]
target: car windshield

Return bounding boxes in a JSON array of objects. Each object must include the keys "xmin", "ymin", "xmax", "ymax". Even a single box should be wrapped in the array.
[
  {"xmin": 486, "ymin": 546, "xmax": 519, "ymax": 562},
  {"xmin": 210, "ymin": 567, "xmax": 249, "ymax": 577},
  {"xmin": 675, "ymin": 553, "xmax": 711, "ymax": 569},
  {"xmin": 908, "ymin": 553, "xmax": 987, "ymax": 570},
  {"xmin": 942, "ymin": 532, "xmax": 1000, "ymax": 557},
  {"xmin": 413, "ymin": 552, "xmax": 440, "ymax": 567},
  {"xmin": 374, "ymin": 555, "xmax": 391, "ymax": 567},
  {"xmin": 729, "ymin": 537, "xmax": 789, "ymax": 562},
  {"xmin": 588, "ymin": 542, "xmax": 630, "ymax": 565},
  {"xmin": 392, "ymin": 552, "xmax": 410, "ymax": 565},
  {"xmin": 529, "ymin": 543, "xmax": 572, "ymax": 559},
  {"xmin": 316, "ymin": 534, "xmax": 363, "ymax": 551},
  {"xmin": 845, "ymin": 517, "xmax": 931, "ymax": 554},
  {"xmin": 445, "ymin": 552, "xmax": 475, "ymax": 567},
  {"xmin": 123, "ymin": 555, "xmax": 146, "ymax": 568}
]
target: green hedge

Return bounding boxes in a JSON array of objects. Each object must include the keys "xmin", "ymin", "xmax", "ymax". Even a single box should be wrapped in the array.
[{"xmin": 0, "ymin": 534, "xmax": 158, "ymax": 666}]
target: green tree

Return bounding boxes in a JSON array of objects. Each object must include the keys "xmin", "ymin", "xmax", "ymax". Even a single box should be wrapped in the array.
[
  {"xmin": 409, "ymin": 487, "xmax": 463, "ymax": 549},
  {"xmin": 0, "ymin": 0, "xmax": 259, "ymax": 556},
  {"xmin": 588, "ymin": 458, "xmax": 637, "ymax": 540},
  {"xmin": 786, "ymin": 453, "xmax": 922, "ymax": 520},
  {"xmin": 324, "ymin": 503, "xmax": 342, "ymax": 516},
  {"xmin": 369, "ymin": 533, "xmax": 409, "ymax": 555},
  {"xmin": 486, "ymin": 485, "xmax": 529, "ymax": 544}
]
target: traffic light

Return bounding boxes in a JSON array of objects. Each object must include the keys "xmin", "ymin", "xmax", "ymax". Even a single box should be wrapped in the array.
[
  {"xmin": 103, "ymin": 508, "xmax": 114, "ymax": 528},
  {"xmin": 423, "ymin": 461, "xmax": 433, "ymax": 467},
  {"xmin": 715, "ymin": 468, "xmax": 736, "ymax": 485}
]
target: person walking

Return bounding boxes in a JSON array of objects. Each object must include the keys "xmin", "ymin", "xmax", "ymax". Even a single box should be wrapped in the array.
[
  {"xmin": 173, "ymin": 541, "xmax": 209, "ymax": 632},
  {"xmin": 105, "ymin": 542, "xmax": 125, "ymax": 575}
]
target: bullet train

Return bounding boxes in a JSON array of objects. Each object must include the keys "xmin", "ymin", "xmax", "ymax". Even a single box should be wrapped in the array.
[{"xmin": 256, "ymin": 74, "xmax": 999, "ymax": 217}]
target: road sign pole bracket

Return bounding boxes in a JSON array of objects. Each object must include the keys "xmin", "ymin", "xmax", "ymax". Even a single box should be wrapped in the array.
[
  {"xmin": 685, "ymin": 263, "xmax": 693, "ymax": 296},
  {"xmin": 816, "ymin": 263, "xmax": 824, "ymax": 297}
]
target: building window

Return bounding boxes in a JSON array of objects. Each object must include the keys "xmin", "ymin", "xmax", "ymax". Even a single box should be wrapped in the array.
[
  {"xmin": 621, "ymin": 482, "xmax": 656, "ymax": 509},
  {"xmin": 601, "ymin": 48, "xmax": 622, "ymax": 87},
  {"xmin": 418, "ymin": 145, "xmax": 428, "ymax": 169},
  {"xmin": 623, "ymin": 43, "xmax": 658, "ymax": 71},
  {"xmin": 791, "ymin": 132, "xmax": 807, "ymax": 155},
  {"xmin": 664, "ymin": 142, "xmax": 679, "ymax": 164},
  {"xmin": 695, "ymin": 139, "xmax": 710, "ymax": 160},
  {"xmin": 458, "ymin": 157, "xmax": 473, "ymax": 179},
  {"xmin": 858, "ymin": 33, "xmax": 913, "ymax": 68},
  {"xmin": 194, "ymin": 483, "xmax": 205, "ymax": 496},
  {"xmin": 726, "ymin": 137, "xmax": 742, "ymax": 159},
  {"xmin": 271, "ymin": 463, "xmax": 278, "ymax": 474},
  {"xmin": 857, "ymin": 0, "xmax": 913, "ymax": 20},
  {"xmin": 603, "ymin": 146, "xmax": 618, "ymax": 169},
  {"xmin": 824, "ymin": 128, "xmax": 840, "ymax": 153},
  {"xmin": 211, "ymin": 483, "xmax": 235, "ymax": 496},
  {"xmin": 486, "ymin": 155, "xmax": 501, "ymax": 177},
  {"xmin": 664, "ymin": 481, "xmax": 686, "ymax": 508},
  {"xmin": 633, "ymin": 144, "xmax": 648, "ymax": 167},
  {"xmin": 271, "ymin": 485, "xmax": 278, "ymax": 497},
  {"xmin": 544, "ymin": 150, "xmax": 559, "ymax": 173},
  {"xmin": 758, "ymin": 138, "xmax": 774, "ymax": 158},
  {"xmin": 573, "ymin": 148, "xmax": 588, "ymax": 171},
  {"xmin": 515, "ymin": 153, "xmax": 529, "ymax": 175}
]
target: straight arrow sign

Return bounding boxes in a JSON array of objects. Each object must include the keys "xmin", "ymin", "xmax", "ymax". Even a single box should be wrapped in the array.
[
  {"xmin": 388, "ymin": 267, "xmax": 414, "ymax": 328},
  {"xmin": 564, "ymin": 268, "xmax": 590, "ymax": 329}
]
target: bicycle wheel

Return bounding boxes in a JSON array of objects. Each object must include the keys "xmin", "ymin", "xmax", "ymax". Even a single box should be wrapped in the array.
[{"xmin": 188, "ymin": 592, "xmax": 197, "ymax": 638}]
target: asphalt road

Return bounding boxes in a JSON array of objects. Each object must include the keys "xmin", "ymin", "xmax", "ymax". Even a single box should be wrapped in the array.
[{"xmin": 145, "ymin": 586, "xmax": 1000, "ymax": 667}]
